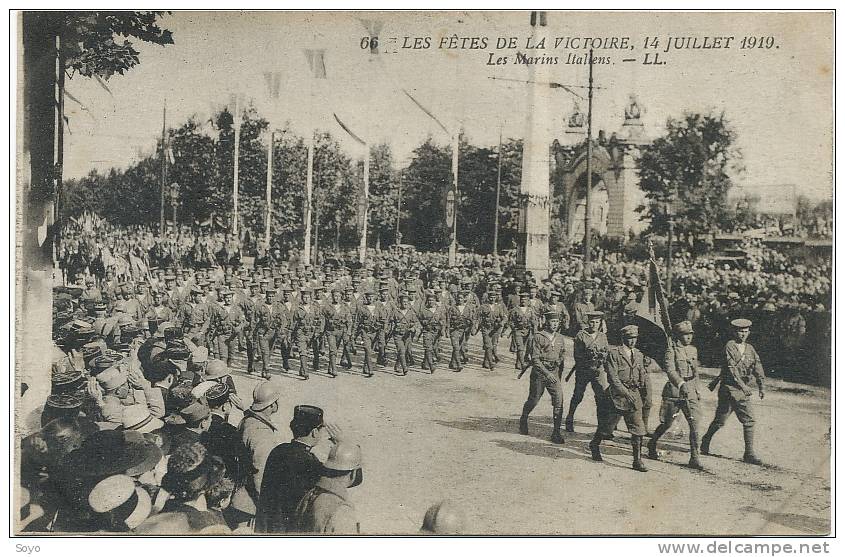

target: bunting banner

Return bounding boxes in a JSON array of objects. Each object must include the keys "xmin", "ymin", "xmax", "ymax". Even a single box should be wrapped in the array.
[
  {"xmin": 333, "ymin": 113, "xmax": 367, "ymax": 146},
  {"xmin": 402, "ymin": 89, "xmax": 450, "ymax": 134},
  {"xmin": 304, "ymin": 49, "xmax": 327, "ymax": 78},
  {"xmin": 637, "ymin": 246, "xmax": 673, "ymax": 338}
]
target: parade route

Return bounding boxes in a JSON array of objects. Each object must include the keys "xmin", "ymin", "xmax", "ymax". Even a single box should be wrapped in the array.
[{"xmin": 226, "ymin": 334, "xmax": 831, "ymax": 535}]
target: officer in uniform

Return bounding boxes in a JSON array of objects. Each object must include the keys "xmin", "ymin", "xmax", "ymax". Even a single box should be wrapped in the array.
[
  {"xmin": 215, "ymin": 289, "xmax": 245, "ymax": 367},
  {"xmin": 647, "ymin": 320, "xmax": 704, "ymax": 470},
  {"xmin": 252, "ymin": 289, "xmax": 278, "ymax": 379},
  {"xmin": 479, "ymin": 288, "xmax": 506, "ymax": 370},
  {"xmin": 572, "ymin": 282, "xmax": 595, "ymax": 334},
  {"xmin": 374, "ymin": 284, "xmax": 393, "ymax": 366},
  {"xmin": 700, "ymin": 318, "xmax": 766, "ymax": 465},
  {"xmin": 564, "ymin": 310, "xmax": 609, "ymax": 432},
  {"xmin": 518, "ymin": 311, "xmax": 567, "ymax": 444},
  {"xmin": 544, "ymin": 289, "xmax": 571, "ymax": 334},
  {"xmin": 589, "ymin": 325, "xmax": 652, "ymax": 472},
  {"xmin": 341, "ymin": 286, "xmax": 358, "ymax": 365},
  {"xmin": 180, "ymin": 285, "xmax": 211, "ymax": 348},
  {"xmin": 276, "ymin": 286, "xmax": 297, "ymax": 371}
]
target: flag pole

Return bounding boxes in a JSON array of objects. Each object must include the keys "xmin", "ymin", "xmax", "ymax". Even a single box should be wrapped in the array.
[
  {"xmin": 159, "ymin": 99, "xmax": 167, "ymax": 237},
  {"xmin": 360, "ymin": 142, "xmax": 369, "ymax": 263},
  {"xmin": 449, "ymin": 131, "xmax": 459, "ymax": 266},
  {"xmin": 584, "ymin": 48, "xmax": 594, "ymax": 276},
  {"xmin": 304, "ymin": 131, "xmax": 314, "ymax": 265},
  {"xmin": 232, "ymin": 95, "xmax": 241, "ymax": 240},
  {"xmin": 265, "ymin": 129, "xmax": 273, "ymax": 248},
  {"xmin": 494, "ymin": 123, "xmax": 503, "ymax": 255}
]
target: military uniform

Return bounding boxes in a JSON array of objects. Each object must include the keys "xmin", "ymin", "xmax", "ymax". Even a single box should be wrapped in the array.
[
  {"xmin": 564, "ymin": 325, "xmax": 610, "ymax": 431},
  {"xmin": 390, "ymin": 303, "xmax": 420, "ymax": 375},
  {"xmin": 701, "ymin": 318, "xmax": 766, "ymax": 464},
  {"xmin": 519, "ymin": 324, "xmax": 567, "ymax": 442},
  {"xmin": 291, "ymin": 301, "xmax": 324, "ymax": 379},
  {"xmin": 447, "ymin": 302, "xmax": 474, "ymax": 371},
  {"xmin": 322, "ymin": 301, "xmax": 351, "ymax": 377},
  {"xmin": 355, "ymin": 302, "xmax": 380, "ymax": 377},
  {"xmin": 508, "ymin": 303, "xmax": 536, "ymax": 371},
  {"xmin": 648, "ymin": 322, "xmax": 703, "ymax": 468},
  {"xmin": 417, "ymin": 299, "xmax": 443, "ymax": 372}
]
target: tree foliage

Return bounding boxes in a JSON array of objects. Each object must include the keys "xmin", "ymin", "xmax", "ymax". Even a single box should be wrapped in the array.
[{"xmin": 637, "ymin": 112, "xmax": 741, "ymax": 240}]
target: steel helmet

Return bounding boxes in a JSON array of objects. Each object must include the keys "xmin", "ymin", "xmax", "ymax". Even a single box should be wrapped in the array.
[
  {"xmin": 420, "ymin": 500, "xmax": 466, "ymax": 535},
  {"xmin": 250, "ymin": 380, "xmax": 281, "ymax": 412}
]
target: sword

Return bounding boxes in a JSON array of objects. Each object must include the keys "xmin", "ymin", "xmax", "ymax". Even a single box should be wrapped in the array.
[{"xmin": 564, "ymin": 364, "xmax": 577, "ymax": 382}]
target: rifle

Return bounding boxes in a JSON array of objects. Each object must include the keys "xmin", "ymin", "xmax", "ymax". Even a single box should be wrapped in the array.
[
  {"xmin": 564, "ymin": 364, "xmax": 577, "ymax": 382},
  {"xmin": 517, "ymin": 361, "xmax": 532, "ymax": 379}
]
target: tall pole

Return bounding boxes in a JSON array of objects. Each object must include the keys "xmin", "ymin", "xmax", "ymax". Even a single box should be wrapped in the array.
[
  {"xmin": 54, "ymin": 32, "xmax": 66, "ymax": 261},
  {"xmin": 448, "ymin": 132, "xmax": 459, "ymax": 265},
  {"xmin": 493, "ymin": 125, "xmax": 503, "ymax": 255},
  {"xmin": 159, "ymin": 100, "xmax": 167, "ymax": 236},
  {"xmin": 304, "ymin": 132, "xmax": 314, "ymax": 265},
  {"xmin": 395, "ymin": 170, "xmax": 403, "ymax": 244},
  {"xmin": 232, "ymin": 97, "xmax": 241, "ymax": 240},
  {"xmin": 265, "ymin": 130, "xmax": 273, "ymax": 247},
  {"xmin": 583, "ymin": 48, "xmax": 594, "ymax": 275},
  {"xmin": 359, "ymin": 144, "xmax": 369, "ymax": 263},
  {"xmin": 667, "ymin": 201, "xmax": 674, "ymax": 294}
]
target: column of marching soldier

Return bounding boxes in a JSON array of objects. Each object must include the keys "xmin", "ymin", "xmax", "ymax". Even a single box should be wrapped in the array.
[{"xmin": 80, "ymin": 261, "xmax": 767, "ymax": 473}]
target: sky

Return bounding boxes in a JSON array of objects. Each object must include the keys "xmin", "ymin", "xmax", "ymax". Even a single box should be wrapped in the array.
[{"xmin": 61, "ymin": 11, "xmax": 833, "ymax": 201}]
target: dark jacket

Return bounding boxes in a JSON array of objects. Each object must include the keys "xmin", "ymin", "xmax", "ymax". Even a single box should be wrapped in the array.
[{"xmin": 254, "ymin": 440, "xmax": 322, "ymax": 533}]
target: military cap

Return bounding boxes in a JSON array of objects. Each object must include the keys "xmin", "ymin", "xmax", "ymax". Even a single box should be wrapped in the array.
[
  {"xmin": 673, "ymin": 320, "xmax": 694, "ymax": 335},
  {"xmin": 190, "ymin": 285, "xmax": 203, "ymax": 294},
  {"xmin": 586, "ymin": 310, "xmax": 604, "ymax": 319},
  {"xmin": 259, "ymin": 278, "xmax": 270, "ymax": 285},
  {"xmin": 220, "ymin": 288, "xmax": 233, "ymax": 297},
  {"xmin": 519, "ymin": 291, "xmax": 530, "ymax": 298},
  {"xmin": 544, "ymin": 311, "xmax": 561, "ymax": 320},
  {"xmin": 248, "ymin": 282, "xmax": 260, "ymax": 289},
  {"xmin": 425, "ymin": 290, "xmax": 438, "ymax": 300},
  {"xmin": 624, "ymin": 301, "xmax": 639, "ymax": 314},
  {"xmin": 92, "ymin": 302, "xmax": 109, "ymax": 313},
  {"xmin": 621, "ymin": 325, "xmax": 639, "ymax": 338},
  {"xmin": 91, "ymin": 354, "xmax": 122, "ymax": 376},
  {"xmin": 730, "ymin": 318, "xmax": 752, "ymax": 328},
  {"xmin": 264, "ymin": 288, "xmax": 277, "ymax": 295},
  {"xmin": 97, "ymin": 366, "xmax": 128, "ymax": 390},
  {"xmin": 282, "ymin": 285, "xmax": 295, "ymax": 292},
  {"xmin": 205, "ymin": 382, "xmax": 230, "ymax": 407},
  {"xmin": 379, "ymin": 283, "xmax": 389, "ymax": 292},
  {"xmin": 180, "ymin": 401, "xmax": 211, "ymax": 424},
  {"xmin": 291, "ymin": 404, "xmax": 323, "ymax": 432},
  {"xmin": 549, "ymin": 290, "xmax": 562, "ymax": 298},
  {"xmin": 398, "ymin": 291, "xmax": 411, "ymax": 300},
  {"xmin": 300, "ymin": 288, "xmax": 313, "ymax": 297}
]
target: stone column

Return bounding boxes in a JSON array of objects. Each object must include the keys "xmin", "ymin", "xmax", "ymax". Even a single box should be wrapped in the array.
[{"xmin": 517, "ymin": 14, "xmax": 551, "ymax": 280}]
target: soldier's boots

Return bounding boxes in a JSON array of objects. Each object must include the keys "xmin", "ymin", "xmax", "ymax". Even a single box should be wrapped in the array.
[
  {"xmin": 564, "ymin": 413, "xmax": 575, "ymax": 433},
  {"xmin": 688, "ymin": 429, "xmax": 704, "ymax": 470},
  {"xmin": 551, "ymin": 411, "xmax": 565, "ymax": 444},
  {"xmin": 632, "ymin": 436, "xmax": 648, "ymax": 472},
  {"xmin": 519, "ymin": 414, "xmax": 529, "ymax": 435},
  {"xmin": 742, "ymin": 425, "xmax": 763, "ymax": 465},
  {"xmin": 589, "ymin": 434, "xmax": 603, "ymax": 462},
  {"xmin": 700, "ymin": 421, "xmax": 721, "ymax": 455},
  {"xmin": 647, "ymin": 423, "xmax": 671, "ymax": 460}
]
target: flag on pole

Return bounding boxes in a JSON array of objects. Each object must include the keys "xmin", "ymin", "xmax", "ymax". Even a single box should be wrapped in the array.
[
  {"xmin": 402, "ymin": 89, "xmax": 450, "ymax": 135},
  {"xmin": 636, "ymin": 242, "xmax": 673, "ymax": 338},
  {"xmin": 304, "ymin": 50, "xmax": 327, "ymax": 78},
  {"xmin": 263, "ymin": 72, "xmax": 282, "ymax": 99},
  {"xmin": 333, "ymin": 113, "xmax": 366, "ymax": 146}
]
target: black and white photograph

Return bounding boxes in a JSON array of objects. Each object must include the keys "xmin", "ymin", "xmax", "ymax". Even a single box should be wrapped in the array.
[{"xmin": 12, "ymin": 9, "xmax": 834, "ymax": 538}]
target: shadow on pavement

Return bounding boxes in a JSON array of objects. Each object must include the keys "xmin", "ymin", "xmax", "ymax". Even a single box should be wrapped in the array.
[{"xmin": 740, "ymin": 506, "xmax": 830, "ymax": 535}]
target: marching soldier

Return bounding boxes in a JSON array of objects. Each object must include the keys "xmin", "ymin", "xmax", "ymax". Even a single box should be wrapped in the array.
[
  {"xmin": 179, "ymin": 285, "xmax": 211, "ymax": 348},
  {"xmin": 543, "ymin": 290, "xmax": 571, "ymax": 334},
  {"xmin": 647, "ymin": 320, "xmax": 704, "ymax": 470},
  {"xmin": 479, "ymin": 288, "xmax": 507, "ymax": 370},
  {"xmin": 341, "ymin": 286, "xmax": 358, "ymax": 364},
  {"xmin": 252, "ymin": 289, "xmax": 278, "ymax": 379},
  {"xmin": 700, "ymin": 318, "xmax": 766, "ymax": 465},
  {"xmin": 572, "ymin": 282, "xmax": 596, "ymax": 334},
  {"xmin": 355, "ymin": 289, "xmax": 380, "ymax": 378},
  {"xmin": 243, "ymin": 282, "xmax": 263, "ymax": 374},
  {"xmin": 275, "ymin": 286, "xmax": 297, "ymax": 371},
  {"xmin": 214, "ymin": 289, "xmax": 245, "ymax": 367},
  {"xmin": 145, "ymin": 289, "xmax": 174, "ymax": 325},
  {"xmin": 417, "ymin": 291, "xmax": 443, "ymax": 373},
  {"xmin": 589, "ymin": 325, "xmax": 652, "ymax": 472},
  {"xmin": 447, "ymin": 290, "xmax": 474, "ymax": 372},
  {"xmin": 518, "ymin": 311, "xmax": 567, "ymax": 444},
  {"xmin": 374, "ymin": 284, "xmax": 393, "ymax": 366},
  {"xmin": 509, "ymin": 291, "xmax": 536, "ymax": 372},
  {"xmin": 289, "ymin": 289, "xmax": 320, "ymax": 380},
  {"xmin": 564, "ymin": 311, "xmax": 609, "ymax": 432},
  {"xmin": 389, "ymin": 292, "xmax": 420, "ymax": 376},
  {"xmin": 322, "ymin": 289, "xmax": 351, "ymax": 378}
]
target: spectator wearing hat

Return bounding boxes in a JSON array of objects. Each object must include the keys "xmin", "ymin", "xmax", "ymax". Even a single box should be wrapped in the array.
[
  {"xmin": 700, "ymin": 318, "xmax": 766, "ymax": 465},
  {"xmin": 147, "ymin": 442, "xmax": 230, "ymax": 533},
  {"xmin": 91, "ymin": 360, "xmax": 164, "ymax": 426},
  {"xmin": 239, "ymin": 380, "xmax": 285, "ymax": 497},
  {"xmin": 589, "ymin": 325, "xmax": 652, "ymax": 472},
  {"xmin": 647, "ymin": 321, "xmax": 704, "ymax": 470},
  {"xmin": 519, "ymin": 311, "xmax": 567, "ymax": 443},
  {"xmin": 87, "ymin": 474, "xmax": 152, "ymax": 532},
  {"xmin": 564, "ymin": 310, "xmax": 610, "ymax": 433},
  {"xmin": 255, "ymin": 404, "xmax": 337, "ymax": 533},
  {"xmin": 291, "ymin": 441, "xmax": 363, "ymax": 534},
  {"xmin": 509, "ymin": 292, "xmax": 537, "ymax": 372}
]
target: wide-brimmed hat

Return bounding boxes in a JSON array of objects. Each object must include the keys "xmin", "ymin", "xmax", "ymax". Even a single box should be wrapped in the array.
[
  {"xmin": 121, "ymin": 404, "xmax": 164, "ymax": 434},
  {"xmin": 65, "ymin": 429, "xmax": 163, "ymax": 478},
  {"xmin": 88, "ymin": 474, "xmax": 152, "ymax": 531}
]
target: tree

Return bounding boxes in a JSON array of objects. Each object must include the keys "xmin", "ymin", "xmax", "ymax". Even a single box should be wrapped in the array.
[
  {"xmin": 367, "ymin": 143, "xmax": 399, "ymax": 249},
  {"xmin": 403, "ymin": 138, "xmax": 451, "ymax": 251},
  {"xmin": 637, "ymin": 112, "xmax": 742, "ymax": 242}
]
